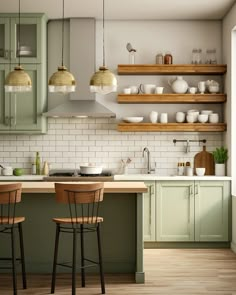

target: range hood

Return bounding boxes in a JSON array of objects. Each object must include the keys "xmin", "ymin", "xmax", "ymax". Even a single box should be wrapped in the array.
[
  {"xmin": 44, "ymin": 18, "xmax": 116, "ymax": 119},
  {"xmin": 43, "ymin": 100, "xmax": 116, "ymax": 118}
]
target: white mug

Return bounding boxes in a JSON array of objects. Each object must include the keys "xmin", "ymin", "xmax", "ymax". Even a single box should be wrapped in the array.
[
  {"xmin": 198, "ymin": 81, "xmax": 206, "ymax": 94},
  {"xmin": 123, "ymin": 88, "xmax": 131, "ymax": 94},
  {"xmin": 186, "ymin": 114, "xmax": 194, "ymax": 123},
  {"xmin": 155, "ymin": 87, "xmax": 164, "ymax": 94},
  {"xmin": 160, "ymin": 113, "xmax": 168, "ymax": 123},
  {"xmin": 139, "ymin": 84, "xmax": 156, "ymax": 94},
  {"xmin": 130, "ymin": 85, "xmax": 139, "ymax": 94},
  {"xmin": 176, "ymin": 112, "xmax": 185, "ymax": 123},
  {"xmin": 189, "ymin": 87, "xmax": 197, "ymax": 94}
]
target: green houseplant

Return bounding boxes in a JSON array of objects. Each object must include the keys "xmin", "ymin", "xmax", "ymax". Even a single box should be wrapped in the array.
[{"xmin": 212, "ymin": 147, "xmax": 228, "ymax": 176}]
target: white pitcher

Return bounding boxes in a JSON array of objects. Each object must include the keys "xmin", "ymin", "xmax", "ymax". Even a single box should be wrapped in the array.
[{"xmin": 168, "ymin": 76, "xmax": 188, "ymax": 94}]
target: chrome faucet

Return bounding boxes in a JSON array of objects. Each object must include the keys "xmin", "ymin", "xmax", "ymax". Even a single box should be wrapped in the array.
[{"xmin": 142, "ymin": 147, "xmax": 154, "ymax": 174}]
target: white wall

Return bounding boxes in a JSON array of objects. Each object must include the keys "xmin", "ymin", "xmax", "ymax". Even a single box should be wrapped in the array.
[
  {"xmin": 0, "ymin": 19, "xmax": 224, "ymax": 176},
  {"xmin": 222, "ymin": 2, "xmax": 236, "ymax": 251}
]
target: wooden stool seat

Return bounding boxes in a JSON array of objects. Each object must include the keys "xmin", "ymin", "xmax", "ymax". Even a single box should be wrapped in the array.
[
  {"xmin": 0, "ymin": 183, "xmax": 27, "ymax": 295},
  {"xmin": 51, "ymin": 182, "xmax": 105, "ymax": 295},
  {"xmin": 52, "ymin": 216, "xmax": 103, "ymax": 224},
  {"xmin": 0, "ymin": 216, "xmax": 25, "ymax": 224}
]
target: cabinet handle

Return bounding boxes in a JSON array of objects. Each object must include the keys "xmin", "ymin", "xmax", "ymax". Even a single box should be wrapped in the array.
[
  {"xmin": 151, "ymin": 184, "xmax": 154, "ymax": 195},
  {"xmin": 4, "ymin": 50, "xmax": 9, "ymax": 59},
  {"xmin": 195, "ymin": 184, "xmax": 199, "ymax": 196},
  {"xmin": 5, "ymin": 116, "xmax": 9, "ymax": 126}
]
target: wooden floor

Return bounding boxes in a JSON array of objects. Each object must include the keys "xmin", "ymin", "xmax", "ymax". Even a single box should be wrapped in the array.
[{"xmin": 1, "ymin": 249, "xmax": 236, "ymax": 294}]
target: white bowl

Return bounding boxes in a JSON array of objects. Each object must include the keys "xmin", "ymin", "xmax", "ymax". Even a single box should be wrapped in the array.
[
  {"xmin": 209, "ymin": 113, "xmax": 219, "ymax": 123},
  {"xmin": 198, "ymin": 114, "xmax": 208, "ymax": 123},
  {"xmin": 201, "ymin": 110, "xmax": 213, "ymax": 115},
  {"xmin": 187, "ymin": 110, "xmax": 199, "ymax": 122},
  {"xmin": 196, "ymin": 167, "xmax": 205, "ymax": 176},
  {"xmin": 208, "ymin": 85, "xmax": 220, "ymax": 93},
  {"xmin": 123, "ymin": 117, "xmax": 144, "ymax": 123}
]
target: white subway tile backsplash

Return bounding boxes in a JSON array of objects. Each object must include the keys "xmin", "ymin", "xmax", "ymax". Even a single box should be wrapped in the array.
[{"xmin": 0, "ymin": 118, "xmax": 224, "ymax": 175}]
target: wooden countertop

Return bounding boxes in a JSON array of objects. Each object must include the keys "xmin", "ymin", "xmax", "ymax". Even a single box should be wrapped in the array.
[{"xmin": 0, "ymin": 182, "xmax": 147, "ymax": 194}]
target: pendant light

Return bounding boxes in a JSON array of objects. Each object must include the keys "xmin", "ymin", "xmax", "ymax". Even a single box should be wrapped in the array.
[
  {"xmin": 89, "ymin": 0, "xmax": 117, "ymax": 95},
  {"xmin": 5, "ymin": 0, "xmax": 32, "ymax": 93},
  {"xmin": 48, "ymin": 0, "xmax": 76, "ymax": 93}
]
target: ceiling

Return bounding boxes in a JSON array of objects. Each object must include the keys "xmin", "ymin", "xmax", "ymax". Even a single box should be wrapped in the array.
[{"xmin": 0, "ymin": 0, "xmax": 235, "ymax": 20}]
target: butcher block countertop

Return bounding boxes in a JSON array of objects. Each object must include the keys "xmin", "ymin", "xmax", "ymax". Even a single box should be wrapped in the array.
[{"xmin": 0, "ymin": 181, "xmax": 148, "ymax": 194}]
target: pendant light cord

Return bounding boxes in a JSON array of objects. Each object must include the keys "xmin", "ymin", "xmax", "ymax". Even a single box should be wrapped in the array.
[
  {"xmin": 18, "ymin": 0, "xmax": 21, "ymax": 66},
  {"xmin": 102, "ymin": 0, "xmax": 105, "ymax": 67},
  {"xmin": 61, "ymin": 0, "xmax": 65, "ymax": 67}
]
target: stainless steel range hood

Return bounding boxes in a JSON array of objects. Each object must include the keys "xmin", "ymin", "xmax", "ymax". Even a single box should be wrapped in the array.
[
  {"xmin": 44, "ymin": 18, "xmax": 116, "ymax": 119},
  {"xmin": 43, "ymin": 100, "xmax": 116, "ymax": 118}
]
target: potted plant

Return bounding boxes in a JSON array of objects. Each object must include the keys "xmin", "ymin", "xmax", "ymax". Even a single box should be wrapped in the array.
[{"xmin": 212, "ymin": 147, "xmax": 228, "ymax": 176}]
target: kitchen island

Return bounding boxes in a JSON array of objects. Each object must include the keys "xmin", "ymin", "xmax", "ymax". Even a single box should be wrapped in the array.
[{"xmin": 0, "ymin": 182, "xmax": 147, "ymax": 283}]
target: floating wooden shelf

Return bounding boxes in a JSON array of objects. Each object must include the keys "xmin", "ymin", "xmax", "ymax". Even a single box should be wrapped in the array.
[
  {"xmin": 117, "ymin": 64, "xmax": 227, "ymax": 75},
  {"xmin": 117, "ymin": 123, "xmax": 227, "ymax": 132},
  {"xmin": 117, "ymin": 94, "xmax": 227, "ymax": 104}
]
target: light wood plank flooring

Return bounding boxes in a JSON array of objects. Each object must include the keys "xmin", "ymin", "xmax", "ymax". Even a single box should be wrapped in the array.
[{"xmin": 1, "ymin": 249, "xmax": 236, "ymax": 294}]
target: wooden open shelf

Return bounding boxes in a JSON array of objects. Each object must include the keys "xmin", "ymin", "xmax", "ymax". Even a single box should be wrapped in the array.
[
  {"xmin": 117, "ymin": 93, "xmax": 227, "ymax": 104},
  {"xmin": 117, "ymin": 123, "xmax": 227, "ymax": 132},
  {"xmin": 117, "ymin": 64, "xmax": 227, "ymax": 75}
]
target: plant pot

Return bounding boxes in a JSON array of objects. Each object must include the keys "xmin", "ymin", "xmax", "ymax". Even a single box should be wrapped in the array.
[{"xmin": 215, "ymin": 163, "xmax": 225, "ymax": 176}]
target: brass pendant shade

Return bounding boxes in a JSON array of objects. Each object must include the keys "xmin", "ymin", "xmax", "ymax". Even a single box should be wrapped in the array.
[
  {"xmin": 90, "ymin": 66, "xmax": 117, "ymax": 95},
  {"xmin": 48, "ymin": 0, "xmax": 76, "ymax": 93},
  {"xmin": 5, "ymin": 66, "xmax": 32, "ymax": 92},
  {"xmin": 48, "ymin": 66, "xmax": 76, "ymax": 93},
  {"xmin": 4, "ymin": 0, "xmax": 32, "ymax": 93},
  {"xmin": 89, "ymin": 0, "xmax": 117, "ymax": 95}
]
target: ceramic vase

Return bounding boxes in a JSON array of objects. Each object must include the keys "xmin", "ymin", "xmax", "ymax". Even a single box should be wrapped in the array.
[
  {"xmin": 215, "ymin": 163, "xmax": 225, "ymax": 176},
  {"xmin": 149, "ymin": 111, "xmax": 158, "ymax": 123}
]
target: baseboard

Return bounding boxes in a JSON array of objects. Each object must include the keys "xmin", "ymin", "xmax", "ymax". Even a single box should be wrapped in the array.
[{"xmin": 231, "ymin": 241, "xmax": 236, "ymax": 253}]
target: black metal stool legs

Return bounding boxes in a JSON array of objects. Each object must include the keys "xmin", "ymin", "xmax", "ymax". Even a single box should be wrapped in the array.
[
  {"xmin": 11, "ymin": 227, "xmax": 17, "ymax": 295},
  {"xmin": 97, "ymin": 224, "xmax": 105, "ymax": 294},
  {"xmin": 51, "ymin": 224, "xmax": 60, "ymax": 294},
  {"xmin": 80, "ymin": 224, "xmax": 85, "ymax": 287},
  {"xmin": 72, "ymin": 228, "xmax": 77, "ymax": 295},
  {"xmin": 18, "ymin": 223, "xmax": 27, "ymax": 289}
]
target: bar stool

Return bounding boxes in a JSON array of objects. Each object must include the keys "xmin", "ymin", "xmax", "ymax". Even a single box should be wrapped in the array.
[
  {"xmin": 51, "ymin": 182, "xmax": 105, "ymax": 295},
  {"xmin": 0, "ymin": 183, "xmax": 27, "ymax": 295}
]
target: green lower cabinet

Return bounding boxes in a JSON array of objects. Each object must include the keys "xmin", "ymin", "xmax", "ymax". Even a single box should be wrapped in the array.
[
  {"xmin": 155, "ymin": 180, "xmax": 230, "ymax": 242},
  {"xmin": 143, "ymin": 181, "xmax": 156, "ymax": 241},
  {"xmin": 195, "ymin": 181, "xmax": 230, "ymax": 241},
  {"xmin": 156, "ymin": 181, "xmax": 194, "ymax": 241}
]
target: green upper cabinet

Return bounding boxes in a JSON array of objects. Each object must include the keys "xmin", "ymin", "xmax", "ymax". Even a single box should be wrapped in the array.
[
  {"xmin": 0, "ymin": 64, "xmax": 47, "ymax": 132},
  {"xmin": 0, "ymin": 14, "xmax": 47, "ymax": 134},
  {"xmin": 156, "ymin": 181, "xmax": 195, "ymax": 241},
  {"xmin": 143, "ymin": 181, "xmax": 156, "ymax": 241},
  {"xmin": 0, "ymin": 14, "xmax": 47, "ymax": 64},
  {"xmin": 195, "ymin": 181, "xmax": 230, "ymax": 242}
]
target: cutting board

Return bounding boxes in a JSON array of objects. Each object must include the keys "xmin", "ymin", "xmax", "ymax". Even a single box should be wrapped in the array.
[{"xmin": 194, "ymin": 146, "xmax": 214, "ymax": 175}]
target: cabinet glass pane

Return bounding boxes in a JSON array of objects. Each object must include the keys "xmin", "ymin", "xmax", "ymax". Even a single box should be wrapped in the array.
[
  {"xmin": 16, "ymin": 24, "xmax": 37, "ymax": 57},
  {"xmin": 14, "ymin": 69, "xmax": 37, "ymax": 126},
  {"xmin": 0, "ymin": 25, "xmax": 4, "ymax": 57}
]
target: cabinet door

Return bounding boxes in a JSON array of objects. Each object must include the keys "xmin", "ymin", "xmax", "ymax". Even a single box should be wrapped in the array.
[
  {"xmin": 195, "ymin": 181, "xmax": 230, "ymax": 241},
  {"xmin": 8, "ymin": 64, "xmax": 47, "ymax": 132},
  {"xmin": 143, "ymin": 181, "xmax": 156, "ymax": 241},
  {"xmin": 0, "ymin": 64, "xmax": 11, "ymax": 130},
  {"xmin": 10, "ymin": 17, "xmax": 42, "ymax": 63},
  {"xmin": 0, "ymin": 18, "xmax": 10, "ymax": 63},
  {"xmin": 156, "ymin": 181, "xmax": 194, "ymax": 241}
]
